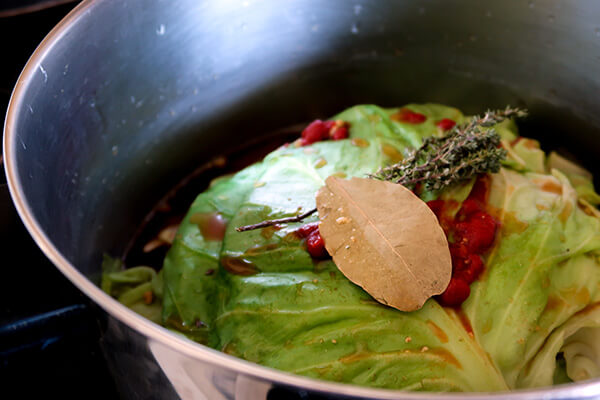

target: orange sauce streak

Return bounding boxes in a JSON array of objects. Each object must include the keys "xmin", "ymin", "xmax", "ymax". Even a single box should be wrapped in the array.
[
  {"xmin": 220, "ymin": 257, "xmax": 258, "ymax": 276},
  {"xmin": 427, "ymin": 320, "xmax": 449, "ymax": 343},
  {"xmin": 455, "ymin": 309, "xmax": 474, "ymax": 337},
  {"xmin": 381, "ymin": 144, "xmax": 404, "ymax": 163},
  {"xmin": 351, "ymin": 138, "xmax": 369, "ymax": 148},
  {"xmin": 542, "ymin": 295, "xmax": 565, "ymax": 314},
  {"xmin": 558, "ymin": 201, "xmax": 573, "ymax": 223},
  {"xmin": 244, "ymin": 243, "xmax": 279, "ymax": 255},
  {"xmin": 540, "ymin": 180, "xmax": 563, "ymax": 195}
]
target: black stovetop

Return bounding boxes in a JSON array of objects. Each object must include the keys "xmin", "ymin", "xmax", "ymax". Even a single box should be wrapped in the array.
[{"xmin": 0, "ymin": 3, "xmax": 118, "ymax": 398}]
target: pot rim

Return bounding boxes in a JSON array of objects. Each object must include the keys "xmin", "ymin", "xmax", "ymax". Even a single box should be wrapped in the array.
[{"xmin": 4, "ymin": 0, "xmax": 600, "ymax": 398}]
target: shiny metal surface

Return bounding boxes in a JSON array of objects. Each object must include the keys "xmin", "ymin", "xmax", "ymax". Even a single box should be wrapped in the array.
[{"xmin": 5, "ymin": 0, "xmax": 600, "ymax": 398}]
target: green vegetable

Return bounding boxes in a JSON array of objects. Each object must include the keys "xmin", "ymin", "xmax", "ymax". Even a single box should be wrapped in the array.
[
  {"xmin": 105, "ymin": 103, "xmax": 600, "ymax": 392},
  {"xmin": 161, "ymin": 104, "xmax": 509, "ymax": 391},
  {"xmin": 463, "ymin": 168, "xmax": 600, "ymax": 388},
  {"xmin": 101, "ymin": 254, "xmax": 163, "ymax": 323},
  {"xmin": 518, "ymin": 290, "xmax": 600, "ymax": 387},
  {"xmin": 547, "ymin": 151, "xmax": 600, "ymax": 205},
  {"xmin": 507, "ymin": 138, "xmax": 546, "ymax": 173}
]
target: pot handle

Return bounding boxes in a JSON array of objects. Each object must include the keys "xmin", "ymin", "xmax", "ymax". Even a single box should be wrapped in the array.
[{"xmin": 234, "ymin": 375, "xmax": 272, "ymax": 400}]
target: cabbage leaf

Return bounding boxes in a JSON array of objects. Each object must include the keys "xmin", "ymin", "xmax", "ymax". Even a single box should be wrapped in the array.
[
  {"xmin": 463, "ymin": 168, "xmax": 600, "ymax": 388},
  {"xmin": 152, "ymin": 103, "xmax": 600, "ymax": 391}
]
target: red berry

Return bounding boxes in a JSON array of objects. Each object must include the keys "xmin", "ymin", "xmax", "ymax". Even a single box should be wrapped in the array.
[
  {"xmin": 454, "ymin": 212, "xmax": 497, "ymax": 253},
  {"xmin": 457, "ymin": 199, "xmax": 482, "ymax": 219},
  {"xmin": 468, "ymin": 177, "xmax": 490, "ymax": 204},
  {"xmin": 456, "ymin": 254, "xmax": 484, "ymax": 284},
  {"xmin": 450, "ymin": 243, "xmax": 469, "ymax": 260},
  {"xmin": 393, "ymin": 109, "xmax": 427, "ymax": 124},
  {"xmin": 331, "ymin": 126, "xmax": 349, "ymax": 140},
  {"xmin": 436, "ymin": 118, "xmax": 456, "ymax": 131},
  {"xmin": 301, "ymin": 120, "xmax": 330, "ymax": 146},
  {"xmin": 426, "ymin": 200, "xmax": 445, "ymax": 219},
  {"xmin": 438, "ymin": 277, "xmax": 471, "ymax": 307},
  {"xmin": 326, "ymin": 120, "xmax": 350, "ymax": 140},
  {"xmin": 323, "ymin": 120, "xmax": 336, "ymax": 130},
  {"xmin": 296, "ymin": 222, "xmax": 319, "ymax": 238},
  {"xmin": 306, "ymin": 229, "xmax": 328, "ymax": 258}
]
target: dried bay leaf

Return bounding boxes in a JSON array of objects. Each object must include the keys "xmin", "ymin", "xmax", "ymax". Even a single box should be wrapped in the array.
[{"xmin": 315, "ymin": 176, "xmax": 451, "ymax": 311}]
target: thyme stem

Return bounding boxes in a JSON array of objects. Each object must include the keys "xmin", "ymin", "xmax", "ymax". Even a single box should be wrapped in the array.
[{"xmin": 236, "ymin": 208, "xmax": 318, "ymax": 232}]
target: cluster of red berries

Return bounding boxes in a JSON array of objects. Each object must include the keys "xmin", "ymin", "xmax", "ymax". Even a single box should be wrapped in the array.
[
  {"xmin": 296, "ymin": 222, "xmax": 328, "ymax": 258},
  {"xmin": 301, "ymin": 112, "xmax": 455, "ymax": 148},
  {"xmin": 295, "ymin": 118, "xmax": 347, "ymax": 258},
  {"xmin": 301, "ymin": 120, "xmax": 350, "ymax": 146},
  {"xmin": 391, "ymin": 108, "xmax": 457, "ymax": 132},
  {"xmin": 427, "ymin": 179, "xmax": 498, "ymax": 307}
]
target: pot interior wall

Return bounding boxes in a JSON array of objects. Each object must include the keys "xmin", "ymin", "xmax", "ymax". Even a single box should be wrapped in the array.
[{"xmin": 9, "ymin": 0, "xmax": 600, "ymax": 279}]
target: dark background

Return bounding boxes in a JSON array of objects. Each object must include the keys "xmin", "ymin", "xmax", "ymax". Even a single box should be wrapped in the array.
[{"xmin": 0, "ymin": 2, "xmax": 119, "ymax": 398}]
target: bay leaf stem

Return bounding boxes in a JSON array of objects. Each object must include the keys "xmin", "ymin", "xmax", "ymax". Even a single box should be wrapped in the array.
[{"xmin": 236, "ymin": 208, "xmax": 318, "ymax": 232}]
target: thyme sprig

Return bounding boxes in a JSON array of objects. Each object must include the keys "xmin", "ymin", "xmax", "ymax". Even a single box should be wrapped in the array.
[
  {"xmin": 369, "ymin": 107, "xmax": 527, "ymax": 191},
  {"xmin": 236, "ymin": 208, "xmax": 317, "ymax": 232},
  {"xmin": 237, "ymin": 107, "xmax": 527, "ymax": 232}
]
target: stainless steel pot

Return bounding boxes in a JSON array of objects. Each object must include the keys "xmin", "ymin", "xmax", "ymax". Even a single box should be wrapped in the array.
[{"xmin": 5, "ymin": 0, "xmax": 600, "ymax": 398}]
